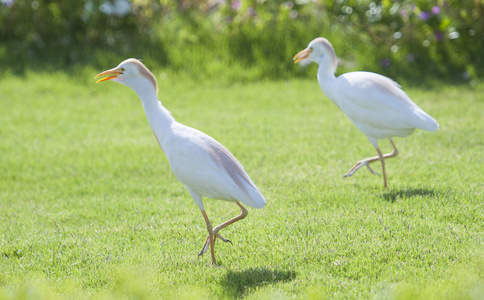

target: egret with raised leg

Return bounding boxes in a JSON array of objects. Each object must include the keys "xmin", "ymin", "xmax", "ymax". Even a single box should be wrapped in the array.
[
  {"xmin": 95, "ymin": 59, "xmax": 266, "ymax": 265},
  {"xmin": 294, "ymin": 38, "xmax": 439, "ymax": 188}
]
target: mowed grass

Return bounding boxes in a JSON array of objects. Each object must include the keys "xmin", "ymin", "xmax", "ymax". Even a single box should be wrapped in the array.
[{"xmin": 0, "ymin": 68, "xmax": 483, "ymax": 299}]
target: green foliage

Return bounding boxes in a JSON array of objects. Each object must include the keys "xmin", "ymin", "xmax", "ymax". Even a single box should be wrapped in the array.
[
  {"xmin": 1, "ymin": 0, "xmax": 483, "ymax": 81},
  {"xmin": 0, "ymin": 70, "xmax": 483, "ymax": 299},
  {"xmin": 1, "ymin": 0, "xmax": 134, "ymax": 66}
]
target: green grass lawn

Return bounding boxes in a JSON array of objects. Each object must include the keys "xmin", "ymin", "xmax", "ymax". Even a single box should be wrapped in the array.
[{"xmin": 0, "ymin": 68, "xmax": 483, "ymax": 299}]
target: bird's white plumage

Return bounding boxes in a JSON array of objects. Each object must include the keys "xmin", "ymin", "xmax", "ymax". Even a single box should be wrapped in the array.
[
  {"xmin": 95, "ymin": 58, "xmax": 265, "ymax": 265},
  {"xmin": 302, "ymin": 38, "xmax": 439, "ymax": 144},
  {"xmin": 294, "ymin": 37, "xmax": 439, "ymax": 187},
  {"xmin": 321, "ymin": 71, "xmax": 438, "ymax": 145},
  {"xmin": 159, "ymin": 122, "xmax": 265, "ymax": 209}
]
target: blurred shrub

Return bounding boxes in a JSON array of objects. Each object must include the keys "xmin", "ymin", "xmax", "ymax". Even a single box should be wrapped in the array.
[
  {"xmin": 0, "ymin": 0, "xmax": 483, "ymax": 82},
  {"xmin": 0, "ymin": 0, "xmax": 150, "ymax": 67}
]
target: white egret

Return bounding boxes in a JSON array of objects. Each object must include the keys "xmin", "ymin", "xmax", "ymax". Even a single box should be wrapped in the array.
[
  {"xmin": 294, "ymin": 37, "xmax": 439, "ymax": 188},
  {"xmin": 95, "ymin": 59, "xmax": 266, "ymax": 265}
]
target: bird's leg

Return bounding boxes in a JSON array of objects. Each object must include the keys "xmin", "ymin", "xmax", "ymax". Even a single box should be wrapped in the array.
[
  {"xmin": 344, "ymin": 139, "xmax": 399, "ymax": 186},
  {"xmin": 388, "ymin": 139, "xmax": 399, "ymax": 158},
  {"xmin": 379, "ymin": 139, "xmax": 399, "ymax": 188},
  {"xmin": 198, "ymin": 209, "xmax": 217, "ymax": 265},
  {"xmin": 376, "ymin": 147, "xmax": 387, "ymax": 188},
  {"xmin": 343, "ymin": 156, "xmax": 382, "ymax": 177},
  {"xmin": 197, "ymin": 202, "xmax": 248, "ymax": 263},
  {"xmin": 197, "ymin": 232, "xmax": 233, "ymax": 258},
  {"xmin": 212, "ymin": 201, "xmax": 248, "ymax": 245},
  {"xmin": 363, "ymin": 161, "xmax": 381, "ymax": 176},
  {"xmin": 198, "ymin": 236, "xmax": 210, "ymax": 257}
]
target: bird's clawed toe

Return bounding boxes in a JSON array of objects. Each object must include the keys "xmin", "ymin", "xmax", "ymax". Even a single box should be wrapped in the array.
[
  {"xmin": 344, "ymin": 160, "xmax": 381, "ymax": 178},
  {"xmin": 344, "ymin": 161, "xmax": 365, "ymax": 177},
  {"xmin": 198, "ymin": 232, "xmax": 233, "ymax": 258},
  {"xmin": 214, "ymin": 232, "xmax": 232, "ymax": 245},
  {"xmin": 198, "ymin": 236, "xmax": 210, "ymax": 257},
  {"xmin": 343, "ymin": 166, "xmax": 357, "ymax": 177},
  {"xmin": 364, "ymin": 163, "xmax": 380, "ymax": 176}
]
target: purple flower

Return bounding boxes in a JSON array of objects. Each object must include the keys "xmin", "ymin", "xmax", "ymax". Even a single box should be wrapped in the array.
[
  {"xmin": 2, "ymin": 0, "xmax": 14, "ymax": 7},
  {"xmin": 435, "ymin": 31, "xmax": 443, "ymax": 41},
  {"xmin": 406, "ymin": 54, "xmax": 415, "ymax": 62},
  {"xmin": 431, "ymin": 6, "xmax": 440, "ymax": 14},
  {"xmin": 418, "ymin": 11, "xmax": 430, "ymax": 21},
  {"xmin": 380, "ymin": 58, "xmax": 391, "ymax": 68},
  {"xmin": 231, "ymin": 0, "xmax": 240, "ymax": 11}
]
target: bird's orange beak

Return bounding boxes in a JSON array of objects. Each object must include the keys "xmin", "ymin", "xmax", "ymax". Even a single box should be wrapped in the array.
[
  {"xmin": 95, "ymin": 68, "xmax": 124, "ymax": 83},
  {"xmin": 293, "ymin": 48, "xmax": 312, "ymax": 64}
]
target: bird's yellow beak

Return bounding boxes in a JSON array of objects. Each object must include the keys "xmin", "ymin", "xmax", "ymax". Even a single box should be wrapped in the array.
[
  {"xmin": 95, "ymin": 68, "xmax": 124, "ymax": 83},
  {"xmin": 293, "ymin": 48, "xmax": 312, "ymax": 64}
]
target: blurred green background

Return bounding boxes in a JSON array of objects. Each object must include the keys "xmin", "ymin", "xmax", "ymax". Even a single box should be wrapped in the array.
[{"xmin": 1, "ymin": 0, "xmax": 483, "ymax": 82}]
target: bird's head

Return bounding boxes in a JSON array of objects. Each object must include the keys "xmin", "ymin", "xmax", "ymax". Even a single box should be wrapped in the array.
[
  {"xmin": 293, "ymin": 37, "xmax": 337, "ymax": 72},
  {"xmin": 95, "ymin": 58, "xmax": 159, "ymax": 95}
]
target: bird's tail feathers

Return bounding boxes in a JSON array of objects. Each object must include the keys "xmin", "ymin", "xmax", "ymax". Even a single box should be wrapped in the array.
[
  {"xmin": 412, "ymin": 109, "xmax": 439, "ymax": 132},
  {"xmin": 239, "ymin": 183, "xmax": 266, "ymax": 209}
]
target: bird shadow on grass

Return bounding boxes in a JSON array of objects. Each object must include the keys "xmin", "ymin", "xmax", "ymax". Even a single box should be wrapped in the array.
[
  {"xmin": 220, "ymin": 267, "xmax": 296, "ymax": 298},
  {"xmin": 382, "ymin": 187, "xmax": 438, "ymax": 202}
]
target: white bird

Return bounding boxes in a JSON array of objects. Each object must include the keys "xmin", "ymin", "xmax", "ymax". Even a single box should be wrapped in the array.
[
  {"xmin": 95, "ymin": 59, "xmax": 266, "ymax": 265},
  {"xmin": 293, "ymin": 37, "xmax": 439, "ymax": 188}
]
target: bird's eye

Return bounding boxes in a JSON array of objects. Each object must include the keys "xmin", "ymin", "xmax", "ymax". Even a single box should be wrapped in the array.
[{"xmin": 120, "ymin": 67, "xmax": 125, "ymax": 72}]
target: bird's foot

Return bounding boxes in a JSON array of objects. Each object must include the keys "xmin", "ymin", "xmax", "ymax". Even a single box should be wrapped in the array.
[
  {"xmin": 214, "ymin": 232, "xmax": 232, "ymax": 245},
  {"xmin": 365, "ymin": 163, "xmax": 380, "ymax": 176},
  {"xmin": 344, "ymin": 161, "xmax": 365, "ymax": 177},
  {"xmin": 197, "ymin": 233, "xmax": 232, "ymax": 257},
  {"xmin": 198, "ymin": 236, "xmax": 210, "ymax": 257},
  {"xmin": 344, "ymin": 160, "xmax": 380, "ymax": 178}
]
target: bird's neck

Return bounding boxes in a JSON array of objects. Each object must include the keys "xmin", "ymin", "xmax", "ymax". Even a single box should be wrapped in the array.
[
  {"xmin": 317, "ymin": 63, "xmax": 342, "ymax": 109},
  {"xmin": 317, "ymin": 62, "xmax": 337, "ymax": 95},
  {"xmin": 136, "ymin": 90, "xmax": 176, "ymax": 150},
  {"xmin": 316, "ymin": 59, "xmax": 337, "ymax": 80}
]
